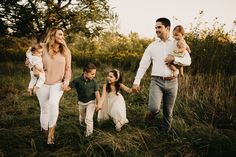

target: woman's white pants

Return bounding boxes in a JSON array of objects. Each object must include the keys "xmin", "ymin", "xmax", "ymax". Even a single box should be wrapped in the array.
[{"xmin": 36, "ymin": 83, "xmax": 63, "ymax": 130}]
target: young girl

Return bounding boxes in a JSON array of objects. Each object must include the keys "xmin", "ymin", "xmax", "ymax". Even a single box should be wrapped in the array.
[
  {"xmin": 167, "ymin": 25, "xmax": 191, "ymax": 77},
  {"xmin": 97, "ymin": 69, "xmax": 132, "ymax": 131},
  {"xmin": 26, "ymin": 43, "xmax": 45, "ymax": 95}
]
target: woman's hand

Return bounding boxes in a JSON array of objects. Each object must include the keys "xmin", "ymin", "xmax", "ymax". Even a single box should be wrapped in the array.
[
  {"xmin": 33, "ymin": 67, "xmax": 40, "ymax": 77},
  {"xmin": 61, "ymin": 84, "xmax": 71, "ymax": 92}
]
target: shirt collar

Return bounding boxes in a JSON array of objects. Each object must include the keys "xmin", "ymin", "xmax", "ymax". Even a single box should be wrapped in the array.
[
  {"xmin": 80, "ymin": 74, "xmax": 89, "ymax": 82},
  {"xmin": 156, "ymin": 36, "xmax": 175, "ymax": 42}
]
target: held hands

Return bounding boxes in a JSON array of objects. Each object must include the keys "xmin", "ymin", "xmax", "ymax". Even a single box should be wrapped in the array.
[
  {"xmin": 132, "ymin": 84, "xmax": 140, "ymax": 93},
  {"xmin": 165, "ymin": 54, "xmax": 175, "ymax": 64},
  {"xmin": 61, "ymin": 84, "xmax": 71, "ymax": 92},
  {"xmin": 96, "ymin": 103, "xmax": 102, "ymax": 111}
]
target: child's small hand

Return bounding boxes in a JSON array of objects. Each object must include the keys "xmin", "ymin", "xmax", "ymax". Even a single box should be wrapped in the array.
[
  {"xmin": 132, "ymin": 84, "xmax": 140, "ymax": 93},
  {"xmin": 96, "ymin": 103, "xmax": 102, "ymax": 111},
  {"xmin": 63, "ymin": 86, "xmax": 71, "ymax": 92}
]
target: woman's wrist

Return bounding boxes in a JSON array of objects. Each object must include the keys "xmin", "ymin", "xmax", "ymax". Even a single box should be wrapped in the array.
[{"xmin": 63, "ymin": 80, "xmax": 69, "ymax": 86}]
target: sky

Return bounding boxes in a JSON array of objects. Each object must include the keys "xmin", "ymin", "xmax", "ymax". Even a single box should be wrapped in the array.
[{"xmin": 109, "ymin": 0, "xmax": 236, "ymax": 38}]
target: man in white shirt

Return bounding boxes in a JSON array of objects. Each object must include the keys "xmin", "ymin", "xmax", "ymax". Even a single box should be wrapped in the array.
[{"xmin": 132, "ymin": 18, "xmax": 191, "ymax": 133}]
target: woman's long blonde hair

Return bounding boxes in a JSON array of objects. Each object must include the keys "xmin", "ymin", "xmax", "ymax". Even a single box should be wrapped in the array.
[{"xmin": 44, "ymin": 27, "xmax": 69, "ymax": 58}]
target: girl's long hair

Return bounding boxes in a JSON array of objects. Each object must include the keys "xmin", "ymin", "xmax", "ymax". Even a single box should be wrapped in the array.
[
  {"xmin": 44, "ymin": 27, "xmax": 69, "ymax": 58},
  {"xmin": 106, "ymin": 69, "xmax": 122, "ymax": 95}
]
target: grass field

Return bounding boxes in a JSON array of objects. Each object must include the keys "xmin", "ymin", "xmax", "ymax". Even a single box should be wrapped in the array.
[{"xmin": 0, "ymin": 62, "xmax": 235, "ymax": 157}]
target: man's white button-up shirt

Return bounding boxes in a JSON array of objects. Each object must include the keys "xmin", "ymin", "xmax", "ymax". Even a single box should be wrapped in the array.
[{"xmin": 134, "ymin": 37, "xmax": 191, "ymax": 85}]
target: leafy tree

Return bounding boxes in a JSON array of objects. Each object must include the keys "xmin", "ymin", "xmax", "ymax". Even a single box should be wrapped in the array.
[
  {"xmin": 0, "ymin": 0, "xmax": 116, "ymax": 41},
  {"xmin": 0, "ymin": 18, "xmax": 7, "ymax": 36}
]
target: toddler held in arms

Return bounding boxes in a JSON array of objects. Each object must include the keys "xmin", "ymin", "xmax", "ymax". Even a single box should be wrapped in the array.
[
  {"xmin": 26, "ymin": 43, "xmax": 45, "ymax": 95},
  {"xmin": 167, "ymin": 25, "xmax": 191, "ymax": 77}
]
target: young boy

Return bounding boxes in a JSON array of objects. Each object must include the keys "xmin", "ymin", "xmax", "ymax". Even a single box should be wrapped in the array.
[{"xmin": 70, "ymin": 62, "xmax": 101, "ymax": 137}]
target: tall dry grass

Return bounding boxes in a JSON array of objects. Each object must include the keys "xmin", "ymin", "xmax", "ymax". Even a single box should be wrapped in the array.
[
  {"xmin": 0, "ymin": 62, "xmax": 235, "ymax": 157},
  {"xmin": 0, "ymin": 20, "xmax": 235, "ymax": 156}
]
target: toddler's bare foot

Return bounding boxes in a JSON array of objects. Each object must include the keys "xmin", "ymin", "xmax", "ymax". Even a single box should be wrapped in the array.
[
  {"xmin": 116, "ymin": 127, "xmax": 121, "ymax": 132},
  {"xmin": 28, "ymin": 88, "xmax": 33, "ymax": 96}
]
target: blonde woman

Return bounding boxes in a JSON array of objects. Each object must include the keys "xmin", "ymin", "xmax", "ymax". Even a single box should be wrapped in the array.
[{"xmin": 35, "ymin": 28, "xmax": 71, "ymax": 144}]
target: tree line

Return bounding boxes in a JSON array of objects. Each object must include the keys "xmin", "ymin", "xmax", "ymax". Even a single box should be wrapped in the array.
[{"xmin": 0, "ymin": 0, "xmax": 117, "ymax": 41}]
